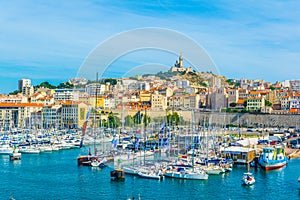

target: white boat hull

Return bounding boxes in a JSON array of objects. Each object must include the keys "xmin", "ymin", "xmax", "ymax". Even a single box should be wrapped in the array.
[
  {"xmin": 164, "ymin": 171, "xmax": 208, "ymax": 180},
  {"xmin": 138, "ymin": 171, "xmax": 162, "ymax": 180}
]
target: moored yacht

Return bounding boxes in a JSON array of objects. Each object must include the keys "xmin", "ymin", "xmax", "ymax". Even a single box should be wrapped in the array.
[{"xmin": 0, "ymin": 144, "xmax": 14, "ymax": 155}]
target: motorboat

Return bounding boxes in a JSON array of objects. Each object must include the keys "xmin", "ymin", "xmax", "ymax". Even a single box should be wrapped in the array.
[
  {"xmin": 90, "ymin": 157, "xmax": 107, "ymax": 167},
  {"xmin": 258, "ymin": 147, "xmax": 288, "ymax": 170},
  {"xmin": 242, "ymin": 172, "xmax": 255, "ymax": 185}
]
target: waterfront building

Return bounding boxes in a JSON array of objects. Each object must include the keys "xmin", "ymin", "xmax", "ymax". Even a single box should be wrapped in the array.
[
  {"xmin": 0, "ymin": 94, "xmax": 28, "ymax": 103},
  {"xmin": 236, "ymin": 99, "xmax": 246, "ymax": 109},
  {"xmin": 61, "ymin": 101, "xmax": 89, "ymax": 129},
  {"xmin": 221, "ymin": 146, "xmax": 256, "ymax": 164},
  {"xmin": 42, "ymin": 104, "xmax": 62, "ymax": 129},
  {"xmin": 0, "ymin": 102, "xmax": 43, "ymax": 130}
]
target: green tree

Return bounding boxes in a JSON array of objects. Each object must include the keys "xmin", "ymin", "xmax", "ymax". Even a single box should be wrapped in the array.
[
  {"xmin": 244, "ymin": 100, "xmax": 248, "ymax": 108},
  {"xmin": 143, "ymin": 113, "xmax": 151, "ymax": 127},
  {"xmin": 270, "ymin": 86, "xmax": 275, "ymax": 91},
  {"xmin": 167, "ymin": 112, "xmax": 180, "ymax": 126},
  {"xmin": 107, "ymin": 112, "xmax": 120, "ymax": 128},
  {"xmin": 133, "ymin": 111, "xmax": 142, "ymax": 124},
  {"xmin": 37, "ymin": 81, "xmax": 56, "ymax": 89},
  {"xmin": 229, "ymin": 102, "xmax": 237, "ymax": 107},
  {"xmin": 9, "ymin": 90, "xmax": 19, "ymax": 95},
  {"xmin": 125, "ymin": 115, "xmax": 134, "ymax": 127},
  {"xmin": 265, "ymin": 100, "xmax": 272, "ymax": 107},
  {"xmin": 57, "ymin": 82, "xmax": 74, "ymax": 89}
]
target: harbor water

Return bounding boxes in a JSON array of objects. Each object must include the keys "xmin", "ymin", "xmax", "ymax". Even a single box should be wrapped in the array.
[{"xmin": 1, "ymin": 146, "xmax": 300, "ymax": 200}]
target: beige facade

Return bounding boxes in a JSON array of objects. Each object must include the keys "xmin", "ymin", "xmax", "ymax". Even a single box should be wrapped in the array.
[
  {"xmin": 246, "ymin": 96, "xmax": 265, "ymax": 112},
  {"xmin": 0, "ymin": 103, "xmax": 43, "ymax": 129},
  {"xmin": 227, "ymin": 89, "xmax": 239, "ymax": 108},
  {"xmin": 151, "ymin": 91, "xmax": 167, "ymax": 111},
  {"xmin": 61, "ymin": 102, "xmax": 89, "ymax": 128}
]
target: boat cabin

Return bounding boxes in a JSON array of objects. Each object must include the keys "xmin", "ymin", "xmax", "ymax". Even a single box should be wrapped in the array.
[
  {"xmin": 221, "ymin": 147, "xmax": 256, "ymax": 164},
  {"xmin": 110, "ymin": 169, "xmax": 125, "ymax": 181}
]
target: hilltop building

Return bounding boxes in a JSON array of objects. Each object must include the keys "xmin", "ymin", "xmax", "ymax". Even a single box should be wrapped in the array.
[{"xmin": 170, "ymin": 53, "xmax": 193, "ymax": 73}]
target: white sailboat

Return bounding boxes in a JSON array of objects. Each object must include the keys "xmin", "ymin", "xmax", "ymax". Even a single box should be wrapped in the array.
[{"xmin": 164, "ymin": 165, "xmax": 208, "ymax": 180}]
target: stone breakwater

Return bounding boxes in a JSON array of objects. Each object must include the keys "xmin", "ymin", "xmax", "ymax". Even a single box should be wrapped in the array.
[
  {"xmin": 194, "ymin": 112, "xmax": 300, "ymax": 128},
  {"xmin": 114, "ymin": 109, "xmax": 300, "ymax": 128}
]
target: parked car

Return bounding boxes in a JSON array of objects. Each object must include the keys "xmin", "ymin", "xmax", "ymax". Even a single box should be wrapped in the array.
[
  {"xmin": 292, "ymin": 144, "xmax": 300, "ymax": 149},
  {"xmin": 258, "ymin": 140, "xmax": 269, "ymax": 145}
]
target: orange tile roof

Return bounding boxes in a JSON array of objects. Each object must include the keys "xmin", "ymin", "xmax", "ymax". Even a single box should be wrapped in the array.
[
  {"xmin": 237, "ymin": 99, "xmax": 245, "ymax": 104},
  {"xmin": 0, "ymin": 103, "xmax": 44, "ymax": 107},
  {"xmin": 281, "ymin": 96, "xmax": 290, "ymax": 99},
  {"xmin": 247, "ymin": 96, "xmax": 263, "ymax": 100},
  {"xmin": 289, "ymin": 108, "xmax": 299, "ymax": 113}
]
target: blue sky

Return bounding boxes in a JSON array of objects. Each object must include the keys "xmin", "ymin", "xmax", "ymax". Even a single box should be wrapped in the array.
[{"xmin": 0, "ymin": 0, "xmax": 299, "ymax": 93}]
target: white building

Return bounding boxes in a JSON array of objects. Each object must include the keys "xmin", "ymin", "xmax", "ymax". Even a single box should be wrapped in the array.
[
  {"xmin": 18, "ymin": 78, "xmax": 34, "ymax": 95},
  {"xmin": 42, "ymin": 105, "xmax": 62, "ymax": 128},
  {"xmin": 54, "ymin": 89, "xmax": 81, "ymax": 101},
  {"xmin": 85, "ymin": 83, "xmax": 106, "ymax": 96}
]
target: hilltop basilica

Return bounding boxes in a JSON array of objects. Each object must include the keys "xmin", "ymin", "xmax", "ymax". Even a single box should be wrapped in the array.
[{"xmin": 170, "ymin": 52, "xmax": 193, "ymax": 73}]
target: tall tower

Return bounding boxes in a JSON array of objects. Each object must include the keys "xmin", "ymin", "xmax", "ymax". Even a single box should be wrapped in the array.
[
  {"xmin": 179, "ymin": 52, "xmax": 183, "ymax": 68},
  {"xmin": 18, "ymin": 78, "xmax": 33, "ymax": 95},
  {"xmin": 18, "ymin": 79, "xmax": 31, "ymax": 91}
]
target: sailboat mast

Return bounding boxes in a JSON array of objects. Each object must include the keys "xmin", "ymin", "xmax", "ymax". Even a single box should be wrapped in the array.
[
  {"xmin": 94, "ymin": 72, "xmax": 98, "ymax": 156},
  {"xmin": 143, "ymin": 108, "xmax": 147, "ymax": 166}
]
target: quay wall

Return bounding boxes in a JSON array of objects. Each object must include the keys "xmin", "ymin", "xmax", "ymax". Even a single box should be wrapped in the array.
[{"xmin": 112, "ymin": 110, "xmax": 300, "ymax": 128}]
